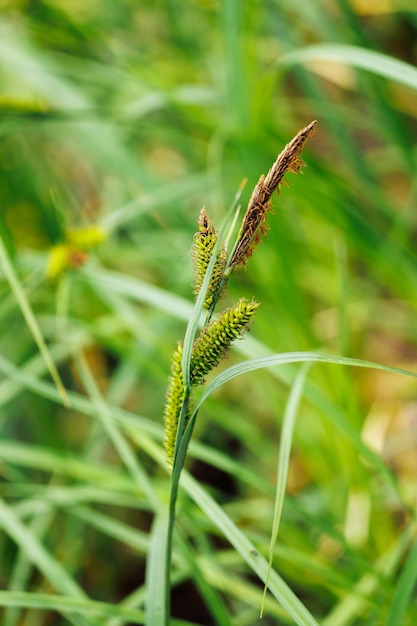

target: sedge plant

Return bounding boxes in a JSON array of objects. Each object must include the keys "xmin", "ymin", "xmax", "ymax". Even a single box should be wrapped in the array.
[
  {"xmin": 154, "ymin": 121, "xmax": 317, "ymax": 624},
  {"xmin": 149, "ymin": 120, "xmax": 417, "ymax": 625}
]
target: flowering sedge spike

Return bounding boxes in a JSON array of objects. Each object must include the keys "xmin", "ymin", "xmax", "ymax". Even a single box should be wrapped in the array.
[
  {"xmin": 192, "ymin": 208, "xmax": 227, "ymax": 308},
  {"xmin": 163, "ymin": 342, "xmax": 193, "ymax": 467},
  {"xmin": 229, "ymin": 121, "xmax": 316, "ymax": 270},
  {"xmin": 190, "ymin": 298, "xmax": 259, "ymax": 385}
]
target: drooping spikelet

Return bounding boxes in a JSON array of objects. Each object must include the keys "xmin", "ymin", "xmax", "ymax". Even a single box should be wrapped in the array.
[
  {"xmin": 229, "ymin": 121, "xmax": 316, "ymax": 270},
  {"xmin": 192, "ymin": 208, "xmax": 227, "ymax": 308},
  {"xmin": 190, "ymin": 298, "xmax": 259, "ymax": 385},
  {"xmin": 163, "ymin": 342, "xmax": 193, "ymax": 467}
]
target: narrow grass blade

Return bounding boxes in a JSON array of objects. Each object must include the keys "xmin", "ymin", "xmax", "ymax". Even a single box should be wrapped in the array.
[
  {"xmin": 196, "ymin": 350, "xmax": 414, "ymax": 506},
  {"xmin": 0, "ymin": 498, "xmax": 100, "ymax": 626},
  {"xmin": 0, "ymin": 591, "xmax": 144, "ymax": 623},
  {"xmin": 280, "ymin": 44, "xmax": 417, "ymax": 91},
  {"xmin": 72, "ymin": 350, "xmax": 159, "ymax": 510},
  {"xmin": 0, "ymin": 236, "xmax": 69, "ymax": 407},
  {"xmin": 0, "ymin": 352, "xmax": 163, "ymax": 446},
  {"xmin": 0, "ymin": 440, "xmax": 134, "ymax": 492},
  {"xmin": 100, "ymin": 174, "xmax": 208, "ymax": 232},
  {"xmin": 83, "ymin": 265, "xmax": 194, "ymax": 322},
  {"xmin": 197, "ymin": 351, "xmax": 417, "ymax": 408},
  {"xmin": 261, "ymin": 363, "xmax": 311, "ymax": 617},
  {"xmin": 385, "ymin": 534, "xmax": 417, "ymax": 626},
  {"xmin": 146, "ymin": 509, "xmax": 170, "ymax": 626},
  {"xmin": 70, "ymin": 505, "xmax": 148, "ymax": 553},
  {"xmin": 4, "ymin": 510, "xmax": 54, "ymax": 626},
  {"xmin": 182, "ymin": 473, "xmax": 320, "ymax": 626},
  {"xmin": 0, "ymin": 331, "xmax": 89, "ymax": 410}
]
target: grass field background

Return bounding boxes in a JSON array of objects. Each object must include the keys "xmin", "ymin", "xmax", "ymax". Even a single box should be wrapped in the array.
[{"xmin": 1, "ymin": 1, "xmax": 417, "ymax": 624}]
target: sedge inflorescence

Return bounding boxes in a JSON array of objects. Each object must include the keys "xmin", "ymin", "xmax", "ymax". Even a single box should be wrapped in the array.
[
  {"xmin": 163, "ymin": 299, "xmax": 258, "ymax": 466},
  {"xmin": 162, "ymin": 342, "xmax": 194, "ymax": 467},
  {"xmin": 163, "ymin": 121, "xmax": 316, "ymax": 467},
  {"xmin": 192, "ymin": 208, "xmax": 227, "ymax": 309},
  {"xmin": 190, "ymin": 298, "xmax": 259, "ymax": 385}
]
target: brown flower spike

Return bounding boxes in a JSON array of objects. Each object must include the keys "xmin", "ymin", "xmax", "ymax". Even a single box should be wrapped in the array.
[{"xmin": 229, "ymin": 120, "xmax": 316, "ymax": 270}]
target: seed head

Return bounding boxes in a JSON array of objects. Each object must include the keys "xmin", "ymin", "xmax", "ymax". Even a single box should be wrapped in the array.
[
  {"xmin": 190, "ymin": 298, "xmax": 259, "ymax": 385},
  {"xmin": 192, "ymin": 208, "xmax": 227, "ymax": 308},
  {"xmin": 163, "ymin": 342, "xmax": 193, "ymax": 467},
  {"xmin": 229, "ymin": 121, "xmax": 316, "ymax": 270}
]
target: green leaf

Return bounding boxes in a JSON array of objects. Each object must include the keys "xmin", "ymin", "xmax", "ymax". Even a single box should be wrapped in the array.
[
  {"xmin": 146, "ymin": 509, "xmax": 170, "ymax": 626},
  {"xmin": 0, "ymin": 499, "xmax": 98, "ymax": 626},
  {"xmin": 197, "ymin": 351, "xmax": 417, "ymax": 409},
  {"xmin": 182, "ymin": 473, "xmax": 320, "ymax": 626},
  {"xmin": 72, "ymin": 350, "xmax": 158, "ymax": 509},
  {"xmin": 385, "ymin": 535, "xmax": 417, "ymax": 626},
  {"xmin": 280, "ymin": 44, "xmax": 417, "ymax": 91},
  {"xmin": 0, "ymin": 235, "xmax": 69, "ymax": 406},
  {"xmin": 261, "ymin": 363, "xmax": 311, "ymax": 617},
  {"xmin": 0, "ymin": 590, "xmax": 144, "ymax": 623}
]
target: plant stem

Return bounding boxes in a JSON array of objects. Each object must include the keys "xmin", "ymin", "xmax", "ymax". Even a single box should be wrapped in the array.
[{"xmin": 164, "ymin": 390, "xmax": 196, "ymax": 624}]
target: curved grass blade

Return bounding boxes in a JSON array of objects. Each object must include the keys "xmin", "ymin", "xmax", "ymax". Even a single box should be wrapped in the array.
[
  {"xmin": 280, "ymin": 44, "xmax": 417, "ymax": 92},
  {"xmin": 195, "ymin": 350, "xmax": 416, "ymax": 506},
  {"xmin": 197, "ymin": 351, "xmax": 417, "ymax": 409}
]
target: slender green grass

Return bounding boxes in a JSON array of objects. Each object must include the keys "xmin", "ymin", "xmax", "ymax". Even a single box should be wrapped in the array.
[
  {"xmin": 0, "ymin": 592, "xmax": 144, "ymax": 623},
  {"xmin": 281, "ymin": 44, "xmax": 417, "ymax": 92},
  {"xmin": 0, "ymin": 237, "xmax": 69, "ymax": 406},
  {"xmin": 261, "ymin": 363, "xmax": 312, "ymax": 616}
]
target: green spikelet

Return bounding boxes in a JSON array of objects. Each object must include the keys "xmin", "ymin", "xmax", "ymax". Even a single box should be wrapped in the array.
[
  {"xmin": 163, "ymin": 342, "xmax": 192, "ymax": 467},
  {"xmin": 190, "ymin": 298, "xmax": 259, "ymax": 385},
  {"xmin": 192, "ymin": 208, "xmax": 227, "ymax": 308}
]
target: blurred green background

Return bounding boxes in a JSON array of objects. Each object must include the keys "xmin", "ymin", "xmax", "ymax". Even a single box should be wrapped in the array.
[{"xmin": 1, "ymin": 0, "xmax": 417, "ymax": 624}]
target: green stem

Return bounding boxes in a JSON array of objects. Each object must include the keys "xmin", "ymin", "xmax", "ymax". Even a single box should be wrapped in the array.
[{"xmin": 164, "ymin": 390, "xmax": 199, "ymax": 624}]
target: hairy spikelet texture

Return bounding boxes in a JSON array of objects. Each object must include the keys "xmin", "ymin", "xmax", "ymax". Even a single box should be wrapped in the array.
[
  {"xmin": 163, "ymin": 342, "xmax": 192, "ymax": 467},
  {"xmin": 190, "ymin": 298, "xmax": 259, "ymax": 385},
  {"xmin": 192, "ymin": 208, "xmax": 227, "ymax": 308},
  {"xmin": 230, "ymin": 120, "xmax": 316, "ymax": 270}
]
